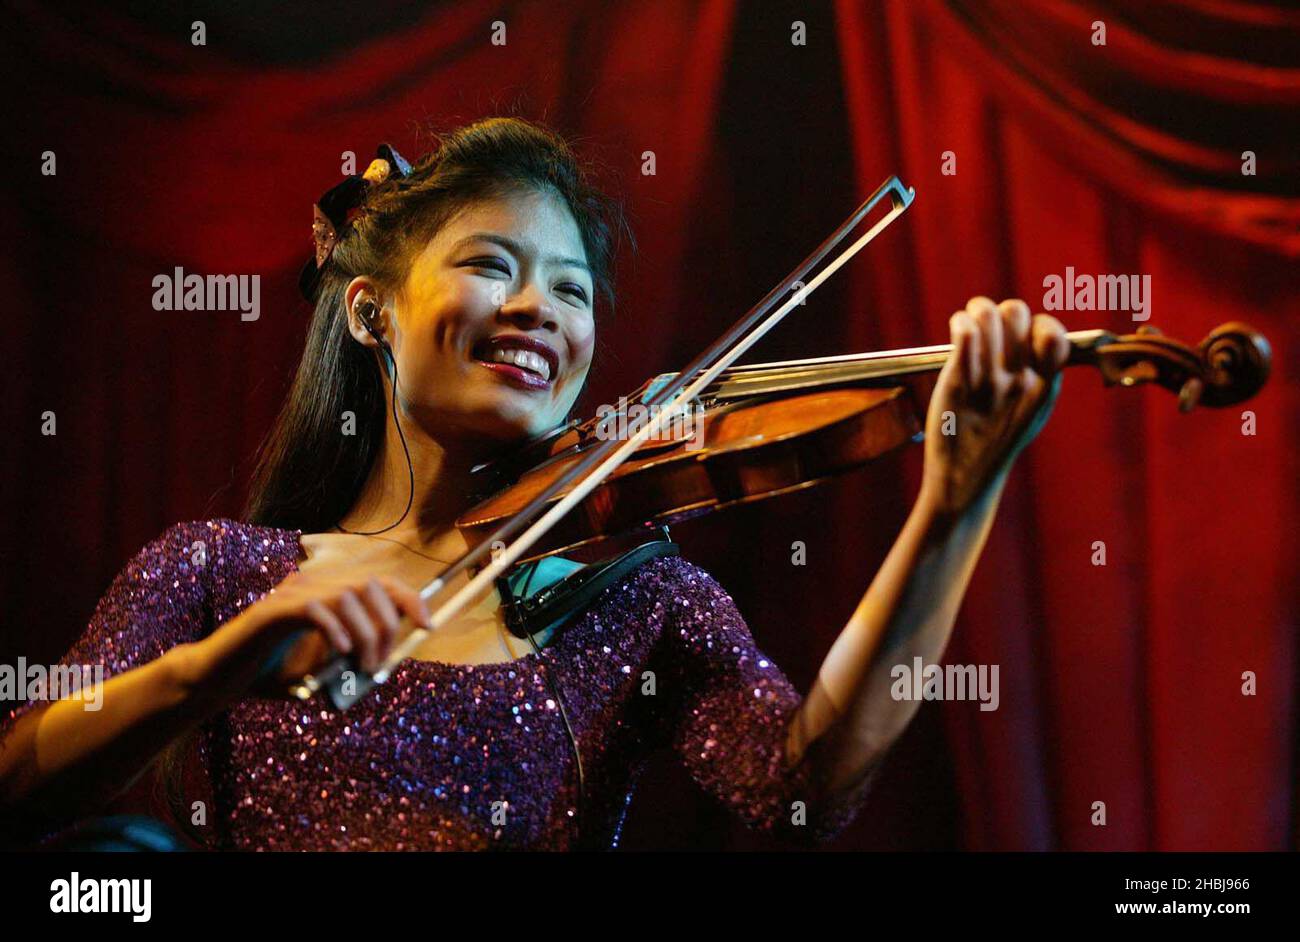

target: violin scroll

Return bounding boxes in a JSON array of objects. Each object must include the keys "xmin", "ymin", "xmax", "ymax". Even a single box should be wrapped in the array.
[{"xmin": 1072, "ymin": 322, "xmax": 1271, "ymax": 412}]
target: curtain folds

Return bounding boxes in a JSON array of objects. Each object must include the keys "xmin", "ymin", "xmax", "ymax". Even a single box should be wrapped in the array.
[{"xmin": 2, "ymin": 0, "xmax": 1293, "ymax": 850}]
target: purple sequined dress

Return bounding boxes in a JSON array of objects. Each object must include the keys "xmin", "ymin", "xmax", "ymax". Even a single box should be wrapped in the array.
[{"xmin": 4, "ymin": 520, "xmax": 874, "ymax": 850}]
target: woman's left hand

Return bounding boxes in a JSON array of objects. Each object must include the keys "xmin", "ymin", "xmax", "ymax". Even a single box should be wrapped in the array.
[{"xmin": 918, "ymin": 296, "xmax": 1070, "ymax": 520}]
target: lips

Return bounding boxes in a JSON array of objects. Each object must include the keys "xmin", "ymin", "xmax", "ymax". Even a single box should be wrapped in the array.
[{"xmin": 471, "ymin": 335, "xmax": 560, "ymax": 385}]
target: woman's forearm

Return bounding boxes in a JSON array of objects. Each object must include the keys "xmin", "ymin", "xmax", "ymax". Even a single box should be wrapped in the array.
[
  {"xmin": 787, "ymin": 473, "xmax": 1008, "ymax": 798},
  {"xmin": 0, "ymin": 639, "xmax": 236, "ymax": 835}
]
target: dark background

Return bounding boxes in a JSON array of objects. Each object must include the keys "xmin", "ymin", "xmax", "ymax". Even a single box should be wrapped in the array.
[{"xmin": 1, "ymin": 0, "xmax": 1296, "ymax": 850}]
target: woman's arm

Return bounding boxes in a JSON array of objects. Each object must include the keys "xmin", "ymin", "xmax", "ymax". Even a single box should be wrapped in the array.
[
  {"xmin": 0, "ymin": 520, "xmax": 426, "ymax": 841},
  {"xmin": 788, "ymin": 470, "xmax": 1007, "ymax": 798},
  {"xmin": 0, "ymin": 641, "xmax": 233, "ymax": 835},
  {"xmin": 0, "ymin": 521, "xmax": 222, "ymax": 837},
  {"xmin": 786, "ymin": 298, "xmax": 1071, "ymax": 801}
]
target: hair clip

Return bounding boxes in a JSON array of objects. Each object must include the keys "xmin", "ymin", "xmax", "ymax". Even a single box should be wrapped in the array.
[{"xmin": 299, "ymin": 143, "xmax": 413, "ymax": 302}]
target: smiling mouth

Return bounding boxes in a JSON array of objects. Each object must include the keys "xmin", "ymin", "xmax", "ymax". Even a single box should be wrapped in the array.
[{"xmin": 471, "ymin": 342, "xmax": 555, "ymax": 391}]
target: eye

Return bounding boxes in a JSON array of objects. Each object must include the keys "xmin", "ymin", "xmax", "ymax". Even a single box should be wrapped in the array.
[
  {"xmin": 463, "ymin": 257, "xmax": 511, "ymax": 276},
  {"xmin": 557, "ymin": 283, "xmax": 589, "ymax": 304}
]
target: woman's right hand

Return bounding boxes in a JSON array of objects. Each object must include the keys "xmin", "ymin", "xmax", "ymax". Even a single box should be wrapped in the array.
[{"xmin": 192, "ymin": 571, "xmax": 431, "ymax": 700}]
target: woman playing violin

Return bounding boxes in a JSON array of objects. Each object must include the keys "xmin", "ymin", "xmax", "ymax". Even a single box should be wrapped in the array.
[{"xmin": 0, "ymin": 117, "xmax": 1069, "ymax": 850}]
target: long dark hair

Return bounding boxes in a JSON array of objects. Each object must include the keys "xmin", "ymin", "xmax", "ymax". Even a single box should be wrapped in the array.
[
  {"xmin": 158, "ymin": 117, "xmax": 631, "ymax": 846},
  {"xmin": 242, "ymin": 115, "xmax": 632, "ymax": 533}
]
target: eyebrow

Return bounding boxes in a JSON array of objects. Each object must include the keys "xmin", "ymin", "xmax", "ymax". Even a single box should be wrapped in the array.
[{"xmin": 452, "ymin": 233, "xmax": 591, "ymax": 275}]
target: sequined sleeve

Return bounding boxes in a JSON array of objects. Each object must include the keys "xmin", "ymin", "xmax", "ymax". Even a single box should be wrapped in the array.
[
  {"xmin": 652, "ymin": 559, "xmax": 876, "ymax": 845},
  {"xmin": 0, "ymin": 521, "xmax": 213, "ymax": 736}
]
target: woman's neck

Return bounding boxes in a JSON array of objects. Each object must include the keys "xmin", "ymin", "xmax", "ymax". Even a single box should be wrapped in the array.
[{"xmin": 336, "ymin": 418, "xmax": 496, "ymax": 553}]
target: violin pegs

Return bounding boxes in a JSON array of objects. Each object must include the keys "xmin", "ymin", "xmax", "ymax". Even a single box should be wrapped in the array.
[
  {"xmin": 1115, "ymin": 361, "xmax": 1158, "ymax": 387},
  {"xmin": 1177, "ymin": 376, "xmax": 1204, "ymax": 413}
]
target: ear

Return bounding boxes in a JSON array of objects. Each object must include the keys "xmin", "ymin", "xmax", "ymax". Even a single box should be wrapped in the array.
[{"xmin": 344, "ymin": 276, "xmax": 387, "ymax": 347}]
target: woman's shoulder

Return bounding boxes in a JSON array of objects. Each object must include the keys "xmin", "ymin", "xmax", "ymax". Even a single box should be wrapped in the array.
[
  {"xmin": 144, "ymin": 518, "xmax": 301, "ymax": 562},
  {"xmin": 126, "ymin": 518, "xmax": 301, "ymax": 595},
  {"xmin": 133, "ymin": 518, "xmax": 303, "ymax": 626},
  {"xmin": 630, "ymin": 553, "xmax": 728, "ymax": 595},
  {"xmin": 609, "ymin": 553, "xmax": 745, "ymax": 628}
]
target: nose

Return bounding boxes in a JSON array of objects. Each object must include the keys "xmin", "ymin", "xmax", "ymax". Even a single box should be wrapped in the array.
[{"xmin": 498, "ymin": 282, "xmax": 558, "ymax": 331}]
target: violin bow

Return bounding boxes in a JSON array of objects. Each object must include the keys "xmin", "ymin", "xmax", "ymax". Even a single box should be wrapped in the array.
[{"xmin": 293, "ymin": 176, "xmax": 917, "ymax": 707}]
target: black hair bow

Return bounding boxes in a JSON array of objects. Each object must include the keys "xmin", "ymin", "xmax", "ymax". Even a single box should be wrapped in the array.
[{"xmin": 298, "ymin": 143, "xmax": 413, "ymax": 302}]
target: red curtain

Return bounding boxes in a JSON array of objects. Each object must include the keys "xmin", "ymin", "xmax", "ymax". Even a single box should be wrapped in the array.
[{"xmin": 2, "ymin": 0, "xmax": 1294, "ymax": 850}]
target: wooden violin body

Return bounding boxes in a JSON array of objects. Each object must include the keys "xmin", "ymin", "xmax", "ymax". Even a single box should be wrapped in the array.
[{"xmin": 461, "ymin": 386, "xmax": 923, "ymax": 558}]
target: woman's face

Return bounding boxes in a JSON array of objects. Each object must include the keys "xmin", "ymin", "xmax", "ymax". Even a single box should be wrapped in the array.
[{"xmin": 369, "ymin": 188, "xmax": 596, "ymax": 450}]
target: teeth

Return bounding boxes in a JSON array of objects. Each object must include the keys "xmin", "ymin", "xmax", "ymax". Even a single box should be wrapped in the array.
[{"xmin": 485, "ymin": 345, "xmax": 551, "ymax": 381}]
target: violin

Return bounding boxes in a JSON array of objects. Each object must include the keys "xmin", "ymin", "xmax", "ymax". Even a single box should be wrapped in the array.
[
  {"xmin": 293, "ymin": 176, "xmax": 1272, "ymax": 708},
  {"xmin": 459, "ymin": 321, "xmax": 1271, "ymax": 563}
]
